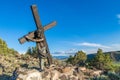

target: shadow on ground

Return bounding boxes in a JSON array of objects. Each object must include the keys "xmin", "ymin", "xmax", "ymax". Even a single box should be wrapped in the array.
[{"xmin": 0, "ymin": 74, "xmax": 11, "ymax": 80}]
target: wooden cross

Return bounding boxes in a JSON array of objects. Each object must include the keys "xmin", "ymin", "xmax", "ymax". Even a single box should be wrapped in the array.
[{"xmin": 18, "ymin": 5, "xmax": 56, "ymax": 69}]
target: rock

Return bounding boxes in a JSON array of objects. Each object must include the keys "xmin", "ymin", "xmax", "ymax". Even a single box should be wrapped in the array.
[
  {"xmin": 70, "ymin": 76, "xmax": 78, "ymax": 80},
  {"xmin": 42, "ymin": 71, "xmax": 49, "ymax": 78},
  {"xmin": 15, "ymin": 68, "xmax": 42, "ymax": 80},
  {"xmin": 59, "ymin": 74, "xmax": 67, "ymax": 80},
  {"xmin": 68, "ymin": 75, "xmax": 79, "ymax": 80},
  {"xmin": 73, "ymin": 71, "xmax": 77, "ymax": 76},
  {"xmin": 0, "ymin": 67, "xmax": 2, "ymax": 75},
  {"xmin": 51, "ymin": 70, "xmax": 60, "ymax": 80},
  {"xmin": 74, "ymin": 67, "xmax": 85, "ymax": 80},
  {"xmin": 79, "ymin": 67, "xmax": 86, "ymax": 72},
  {"xmin": 91, "ymin": 70, "xmax": 103, "ymax": 76},
  {"xmin": 61, "ymin": 67, "xmax": 71, "ymax": 73},
  {"xmin": 55, "ymin": 67, "xmax": 62, "ymax": 73},
  {"xmin": 50, "ymin": 64, "xmax": 56, "ymax": 68},
  {"xmin": 12, "ymin": 64, "xmax": 103, "ymax": 80},
  {"xmin": 42, "ymin": 71, "xmax": 51, "ymax": 80},
  {"xmin": 12, "ymin": 66, "xmax": 75, "ymax": 80}
]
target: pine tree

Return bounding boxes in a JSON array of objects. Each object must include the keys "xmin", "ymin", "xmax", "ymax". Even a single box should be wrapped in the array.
[
  {"xmin": 25, "ymin": 46, "xmax": 38, "ymax": 58},
  {"xmin": 66, "ymin": 55, "xmax": 74, "ymax": 65},
  {"xmin": 104, "ymin": 54, "xmax": 113, "ymax": 70},
  {"xmin": 0, "ymin": 38, "xmax": 8, "ymax": 54},
  {"xmin": 91, "ymin": 48, "xmax": 113, "ymax": 70},
  {"xmin": 95, "ymin": 48, "xmax": 105, "ymax": 69},
  {"xmin": 31, "ymin": 47, "xmax": 38, "ymax": 58},
  {"xmin": 26, "ymin": 47, "xmax": 32, "ymax": 55},
  {"xmin": 74, "ymin": 51, "xmax": 87, "ymax": 66},
  {"xmin": 0, "ymin": 38, "xmax": 18, "ymax": 55}
]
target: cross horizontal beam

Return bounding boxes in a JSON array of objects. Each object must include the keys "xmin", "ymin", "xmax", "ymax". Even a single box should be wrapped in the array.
[
  {"xmin": 44, "ymin": 21, "xmax": 56, "ymax": 31},
  {"xmin": 18, "ymin": 21, "xmax": 56, "ymax": 44}
]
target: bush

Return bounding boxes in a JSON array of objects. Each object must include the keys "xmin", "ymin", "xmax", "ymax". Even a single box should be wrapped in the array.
[
  {"xmin": 0, "ymin": 38, "xmax": 19, "ymax": 56},
  {"xmin": 66, "ymin": 51, "xmax": 87, "ymax": 66},
  {"xmin": 108, "ymin": 72, "xmax": 120, "ymax": 80},
  {"xmin": 66, "ymin": 55, "xmax": 74, "ymax": 65},
  {"xmin": 25, "ymin": 47, "xmax": 38, "ymax": 58},
  {"xmin": 53, "ymin": 58, "xmax": 67, "ymax": 66},
  {"xmin": 90, "ymin": 75, "xmax": 108, "ymax": 80},
  {"xmin": 88, "ymin": 49, "xmax": 113, "ymax": 70}
]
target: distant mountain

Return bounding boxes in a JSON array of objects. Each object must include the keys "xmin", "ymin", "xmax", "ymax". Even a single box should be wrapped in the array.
[
  {"xmin": 53, "ymin": 51, "xmax": 120, "ymax": 61},
  {"xmin": 105, "ymin": 51, "xmax": 120, "ymax": 61},
  {"xmin": 87, "ymin": 53, "xmax": 96, "ymax": 59},
  {"xmin": 52, "ymin": 51, "xmax": 75, "ymax": 60},
  {"xmin": 87, "ymin": 51, "xmax": 120, "ymax": 61},
  {"xmin": 53, "ymin": 56, "xmax": 69, "ymax": 60}
]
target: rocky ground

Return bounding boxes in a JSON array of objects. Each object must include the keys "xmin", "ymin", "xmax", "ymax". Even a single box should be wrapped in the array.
[
  {"xmin": 12, "ymin": 64, "xmax": 103, "ymax": 80},
  {"xmin": 0, "ymin": 53, "xmax": 40, "ymax": 80},
  {"xmin": 0, "ymin": 54, "xmax": 104, "ymax": 80}
]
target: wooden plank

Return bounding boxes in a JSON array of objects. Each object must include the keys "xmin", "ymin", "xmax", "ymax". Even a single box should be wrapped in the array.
[
  {"xmin": 19, "ymin": 5, "xmax": 55, "ymax": 65},
  {"xmin": 44, "ymin": 21, "xmax": 56, "ymax": 31},
  {"xmin": 41, "ymin": 32, "xmax": 52, "ymax": 65},
  {"xmin": 18, "ymin": 31, "xmax": 35, "ymax": 44},
  {"xmin": 31, "ymin": 5, "xmax": 42, "ymax": 30}
]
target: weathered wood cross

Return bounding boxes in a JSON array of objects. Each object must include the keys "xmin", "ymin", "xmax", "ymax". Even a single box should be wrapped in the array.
[{"xmin": 18, "ymin": 5, "xmax": 56, "ymax": 70}]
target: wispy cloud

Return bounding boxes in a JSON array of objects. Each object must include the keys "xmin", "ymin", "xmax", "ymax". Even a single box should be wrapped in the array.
[
  {"xmin": 117, "ymin": 14, "xmax": 120, "ymax": 24},
  {"xmin": 18, "ymin": 51, "xmax": 26, "ymax": 54},
  {"xmin": 52, "ymin": 48, "xmax": 77, "ymax": 56},
  {"xmin": 51, "ymin": 41, "xmax": 120, "ymax": 56},
  {"xmin": 117, "ymin": 14, "xmax": 120, "ymax": 19},
  {"xmin": 74, "ymin": 42, "xmax": 111, "ymax": 49},
  {"xmin": 110, "ymin": 44, "xmax": 120, "ymax": 51}
]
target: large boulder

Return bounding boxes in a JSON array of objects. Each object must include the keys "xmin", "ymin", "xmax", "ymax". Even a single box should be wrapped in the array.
[
  {"xmin": 12, "ymin": 68, "xmax": 42, "ymax": 80},
  {"xmin": 11, "ymin": 65, "xmax": 86, "ymax": 80}
]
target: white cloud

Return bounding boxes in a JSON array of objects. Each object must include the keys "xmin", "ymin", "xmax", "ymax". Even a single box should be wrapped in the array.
[
  {"xmin": 18, "ymin": 51, "xmax": 26, "ymax": 54},
  {"xmin": 117, "ymin": 14, "xmax": 120, "ymax": 24},
  {"xmin": 74, "ymin": 42, "xmax": 111, "ymax": 49},
  {"xmin": 52, "ymin": 48, "xmax": 77, "ymax": 56},
  {"xmin": 64, "ymin": 48, "xmax": 77, "ymax": 53},
  {"xmin": 82, "ymin": 49, "xmax": 98, "ymax": 54},
  {"xmin": 77, "ymin": 43, "xmax": 120, "ymax": 54},
  {"xmin": 52, "ymin": 51, "xmax": 66, "ymax": 56},
  {"xmin": 110, "ymin": 44, "xmax": 120, "ymax": 51},
  {"xmin": 117, "ymin": 14, "xmax": 120, "ymax": 19},
  {"xmin": 52, "ymin": 43, "xmax": 120, "ymax": 56}
]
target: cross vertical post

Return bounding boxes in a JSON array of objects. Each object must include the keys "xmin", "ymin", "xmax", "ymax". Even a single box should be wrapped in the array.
[{"xmin": 18, "ymin": 5, "xmax": 56, "ymax": 70}]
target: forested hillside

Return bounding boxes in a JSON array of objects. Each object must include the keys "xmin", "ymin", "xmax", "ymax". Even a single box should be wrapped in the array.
[
  {"xmin": 87, "ymin": 51, "xmax": 120, "ymax": 62},
  {"xmin": 0, "ymin": 38, "xmax": 18, "ymax": 55}
]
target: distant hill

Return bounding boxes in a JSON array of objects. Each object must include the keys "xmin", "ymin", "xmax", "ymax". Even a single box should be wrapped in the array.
[
  {"xmin": 105, "ymin": 51, "xmax": 120, "ymax": 61},
  {"xmin": 53, "ymin": 56, "xmax": 68, "ymax": 60},
  {"xmin": 53, "ymin": 51, "xmax": 120, "ymax": 61},
  {"xmin": 87, "ymin": 51, "xmax": 120, "ymax": 61},
  {"xmin": 0, "ymin": 38, "xmax": 19, "ymax": 55}
]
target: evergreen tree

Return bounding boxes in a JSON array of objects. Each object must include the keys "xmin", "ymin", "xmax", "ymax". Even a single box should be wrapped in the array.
[
  {"xmin": 0, "ymin": 38, "xmax": 8, "ymax": 54},
  {"xmin": 66, "ymin": 55, "xmax": 74, "ymax": 65},
  {"xmin": 0, "ymin": 38, "xmax": 3, "ymax": 53},
  {"xmin": 26, "ymin": 47, "xmax": 32, "ymax": 55},
  {"xmin": 31, "ymin": 47, "xmax": 38, "ymax": 58},
  {"xmin": 95, "ymin": 48, "xmax": 105, "ymax": 69},
  {"xmin": 74, "ymin": 51, "xmax": 87, "ymax": 66},
  {"xmin": 104, "ymin": 54, "xmax": 113, "ymax": 70},
  {"xmin": 91, "ymin": 48, "xmax": 113, "ymax": 70},
  {"xmin": 0, "ymin": 37, "xmax": 18, "ymax": 55},
  {"xmin": 25, "ymin": 46, "xmax": 38, "ymax": 58},
  {"xmin": 66, "ymin": 50, "xmax": 87, "ymax": 66}
]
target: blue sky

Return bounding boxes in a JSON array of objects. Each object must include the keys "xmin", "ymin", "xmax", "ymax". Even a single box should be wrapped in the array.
[{"xmin": 0, "ymin": 0, "xmax": 120, "ymax": 56}]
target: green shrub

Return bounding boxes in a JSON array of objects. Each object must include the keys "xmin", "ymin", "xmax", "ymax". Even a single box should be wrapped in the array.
[
  {"xmin": 108, "ymin": 72, "xmax": 120, "ymax": 80},
  {"xmin": 90, "ymin": 75, "xmax": 108, "ymax": 80},
  {"xmin": 88, "ymin": 49, "xmax": 113, "ymax": 71},
  {"xmin": 66, "ymin": 50, "xmax": 87, "ymax": 66}
]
